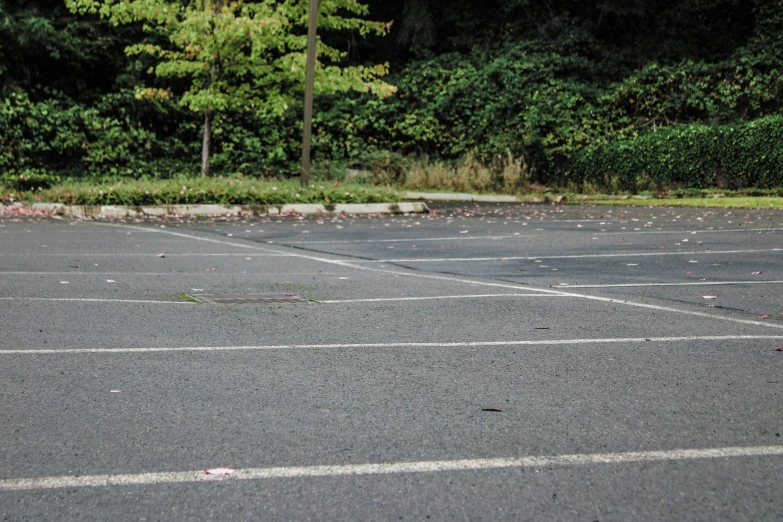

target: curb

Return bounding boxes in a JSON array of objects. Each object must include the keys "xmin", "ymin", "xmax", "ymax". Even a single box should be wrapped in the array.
[
  {"xmin": 403, "ymin": 192, "xmax": 544, "ymax": 203},
  {"xmin": 23, "ymin": 202, "xmax": 429, "ymax": 217}
]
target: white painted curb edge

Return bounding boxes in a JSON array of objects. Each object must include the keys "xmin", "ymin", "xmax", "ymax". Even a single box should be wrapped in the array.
[{"xmin": 22, "ymin": 202, "xmax": 429, "ymax": 217}]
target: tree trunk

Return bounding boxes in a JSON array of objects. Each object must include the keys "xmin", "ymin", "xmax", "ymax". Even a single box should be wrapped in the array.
[
  {"xmin": 201, "ymin": 108, "xmax": 211, "ymax": 177},
  {"xmin": 200, "ymin": 57, "xmax": 218, "ymax": 177}
]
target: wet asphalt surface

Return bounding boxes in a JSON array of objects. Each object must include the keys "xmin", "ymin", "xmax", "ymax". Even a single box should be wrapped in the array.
[{"xmin": 1, "ymin": 202, "xmax": 782, "ymax": 521}]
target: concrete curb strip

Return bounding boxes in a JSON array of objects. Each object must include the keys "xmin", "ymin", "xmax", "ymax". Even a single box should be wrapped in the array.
[
  {"xmin": 26, "ymin": 202, "xmax": 429, "ymax": 217},
  {"xmin": 403, "ymin": 192, "xmax": 545, "ymax": 203}
]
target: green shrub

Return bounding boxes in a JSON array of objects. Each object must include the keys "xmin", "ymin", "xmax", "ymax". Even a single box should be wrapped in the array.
[
  {"xmin": 568, "ymin": 115, "xmax": 783, "ymax": 192},
  {"xmin": 0, "ymin": 169, "xmax": 62, "ymax": 190}
]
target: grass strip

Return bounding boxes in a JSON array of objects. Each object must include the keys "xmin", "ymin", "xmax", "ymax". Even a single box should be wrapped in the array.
[
  {"xmin": 1, "ymin": 178, "xmax": 399, "ymax": 206},
  {"xmin": 575, "ymin": 197, "xmax": 783, "ymax": 209}
]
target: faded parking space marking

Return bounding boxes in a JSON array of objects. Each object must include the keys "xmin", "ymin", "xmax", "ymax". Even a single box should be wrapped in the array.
[{"xmin": 2, "ymin": 444, "xmax": 781, "ymax": 491}]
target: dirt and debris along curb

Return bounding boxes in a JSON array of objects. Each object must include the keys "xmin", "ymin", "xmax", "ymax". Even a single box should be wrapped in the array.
[{"xmin": 15, "ymin": 202, "xmax": 429, "ymax": 217}]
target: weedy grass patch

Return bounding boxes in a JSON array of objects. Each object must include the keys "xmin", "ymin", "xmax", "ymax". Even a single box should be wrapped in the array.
[{"xmin": 0, "ymin": 177, "xmax": 400, "ymax": 206}]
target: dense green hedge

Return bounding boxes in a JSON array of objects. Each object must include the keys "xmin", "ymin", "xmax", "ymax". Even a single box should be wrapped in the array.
[{"xmin": 568, "ymin": 115, "xmax": 783, "ymax": 192}]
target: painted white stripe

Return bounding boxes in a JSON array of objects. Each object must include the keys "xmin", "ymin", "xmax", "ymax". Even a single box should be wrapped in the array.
[
  {"xmin": 356, "ymin": 270, "xmax": 783, "ymax": 330},
  {"xmin": 102, "ymin": 224, "xmax": 783, "ymax": 330},
  {"xmin": 572, "ymin": 280, "xmax": 783, "ymax": 288},
  {"xmin": 352, "ymin": 248, "xmax": 783, "ymax": 263},
  {"xmin": 2, "ymin": 445, "xmax": 781, "ymax": 491},
  {"xmin": 217, "ymin": 226, "xmax": 783, "ymax": 246},
  {"xmin": 323, "ymin": 294, "xmax": 569, "ymax": 303},
  {"xmin": 0, "ymin": 298, "xmax": 193, "ymax": 305},
  {"xmin": 93, "ymin": 224, "xmax": 287, "ymax": 253},
  {"xmin": 599, "ymin": 227, "xmax": 783, "ymax": 236},
  {"xmin": 0, "ymin": 253, "xmax": 292, "ymax": 257},
  {"xmin": 285, "ymin": 234, "xmax": 538, "ymax": 244},
  {"xmin": 1, "ymin": 335, "xmax": 781, "ymax": 355},
  {"xmin": 0, "ymin": 272, "xmax": 339, "ymax": 276}
]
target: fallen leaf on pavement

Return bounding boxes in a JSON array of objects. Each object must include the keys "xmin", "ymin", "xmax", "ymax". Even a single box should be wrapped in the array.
[
  {"xmin": 754, "ymin": 314, "xmax": 769, "ymax": 319},
  {"xmin": 205, "ymin": 468, "xmax": 235, "ymax": 475}
]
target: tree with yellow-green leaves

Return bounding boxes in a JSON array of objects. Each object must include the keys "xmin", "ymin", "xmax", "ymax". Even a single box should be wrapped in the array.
[{"xmin": 65, "ymin": 0, "xmax": 395, "ymax": 176}]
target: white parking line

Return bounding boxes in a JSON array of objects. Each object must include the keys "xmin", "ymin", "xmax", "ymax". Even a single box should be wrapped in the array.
[
  {"xmin": 103, "ymin": 224, "xmax": 783, "ymax": 330},
  {"xmin": 1, "ymin": 335, "xmax": 781, "ymax": 355},
  {"xmin": 323, "ymin": 294, "xmax": 569, "ymax": 303},
  {"xmin": 2, "ymin": 444, "xmax": 781, "ymax": 491},
  {"xmin": 352, "ymin": 248, "xmax": 782, "ymax": 263},
  {"xmin": 0, "ymin": 253, "xmax": 292, "ymax": 257},
  {"xmin": 0, "ymin": 272, "xmax": 340, "ymax": 276},
  {"xmin": 0, "ymin": 297, "xmax": 192, "ymax": 304},
  {"xmin": 285, "ymin": 235, "xmax": 538, "ymax": 244},
  {"xmin": 94, "ymin": 224, "xmax": 287, "ymax": 253},
  {"xmin": 264, "ymin": 227, "xmax": 783, "ymax": 245},
  {"xmin": 572, "ymin": 280, "xmax": 783, "ymax": 288},
  {"xmin": 599, "ymin": 227, "xmax": 783, "ymax": 236}
]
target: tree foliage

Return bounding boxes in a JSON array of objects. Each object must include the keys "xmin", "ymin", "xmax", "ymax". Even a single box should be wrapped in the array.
[
  {"xmin": 1, "ymin": 0, "xmax": 782, "ymax": 188},
  {"xmin": 64, "ymin": 0, "xmax": 394, "ymax": 174}
]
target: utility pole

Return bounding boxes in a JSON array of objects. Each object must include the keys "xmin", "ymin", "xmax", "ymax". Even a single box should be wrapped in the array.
[{"xmin": 300, "ymin": 0, "xmax": 319, "ymax": 188}]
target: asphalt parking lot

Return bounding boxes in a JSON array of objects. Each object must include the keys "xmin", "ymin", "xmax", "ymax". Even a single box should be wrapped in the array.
[{"xmin": 1, "ymin": 202, "xmax": 782, "ymax": 520}]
